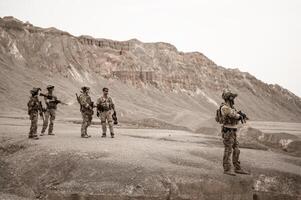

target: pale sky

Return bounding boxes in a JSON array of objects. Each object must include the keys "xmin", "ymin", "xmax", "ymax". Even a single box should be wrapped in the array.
[{"xmin": 1, "ymin": 0, "xmax": 300, "ymax": 97}]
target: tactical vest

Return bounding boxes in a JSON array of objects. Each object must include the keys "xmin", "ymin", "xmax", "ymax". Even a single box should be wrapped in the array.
[
  {"xmin": 79, "ymin": 94, "xmax": 94, "ymax": 114},
  {"xmin": 28, "ymin": 96, "xmax": 40, "ymax": 113},
  {"xmin": 221, "ymin": 104, "xmax": 239, "ymax": 127},
  {"xmin": 97, "ymin": 97, "xmax": 113, "ymax": 112},
  {"xmin": 45, "ymin": 95, "xmax": 58, "ymax": 110}
]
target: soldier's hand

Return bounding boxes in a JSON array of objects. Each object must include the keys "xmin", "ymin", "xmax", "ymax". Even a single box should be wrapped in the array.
[{"xmin": 238, "ymin": 111, "xmax": 247, "ymax": 119}]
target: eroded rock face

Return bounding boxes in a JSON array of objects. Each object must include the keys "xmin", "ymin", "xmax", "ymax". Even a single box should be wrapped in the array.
[{"xmin": 0, "ymin": 16, "xmax": 301, "ymax": 127}]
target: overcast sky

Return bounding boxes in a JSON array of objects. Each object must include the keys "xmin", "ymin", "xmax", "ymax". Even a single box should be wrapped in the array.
[{"xmin": 1, "ymin": 0, "xmax": 300, "ymax": 97}]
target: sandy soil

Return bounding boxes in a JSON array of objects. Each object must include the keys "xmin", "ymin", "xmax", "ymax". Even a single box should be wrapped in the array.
[{"xmin": 0, "ymin": 117, "xmax": 300, "ymax": 200}]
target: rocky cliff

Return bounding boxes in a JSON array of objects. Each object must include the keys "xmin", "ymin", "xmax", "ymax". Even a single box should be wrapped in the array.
[{"xmin": 0, "ymin": 16, "xmax": 300, "ymax": 130}]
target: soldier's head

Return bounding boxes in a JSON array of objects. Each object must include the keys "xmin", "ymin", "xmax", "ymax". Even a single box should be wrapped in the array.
[
  {"xmin": 30, "ymin": 87, "xmax": 41, "ymax": 96},
  {"xmin": 47, "ymin": 85, "xmax": 54, "ymax": 93},
  {"xmin": 103, "ymin": 87, "xmax": 109, "ymax": 96},
  {"xmin": 222, "ymin": 89, "xmax": 237, "ymax": 106},
  {"xmin": 81, "ymin": 86, "xmax": 90, "ymax": 94}
]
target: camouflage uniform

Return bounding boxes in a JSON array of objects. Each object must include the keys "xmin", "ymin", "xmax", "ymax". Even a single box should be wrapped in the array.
[
  {"xmin": 79, "ymin": 87, "xmax": 93, "ymax": 138},
  {"xmin": 96, "ymin": 95, "xmax": 115, "ymax": 137},
  {"xmin": 41, "ymin": 86, "xmax": 57, "ymax": 135},
  {"xmin": 221, "ymin": 102, "xmax": 241, "ymax": 172},
  {"xmin": 220, "ymin": 90, "xmax": 249, "ymax": 175},
  {"xmin": 27, "ymin": 88, "xmax": 42, "ymax": 139}
]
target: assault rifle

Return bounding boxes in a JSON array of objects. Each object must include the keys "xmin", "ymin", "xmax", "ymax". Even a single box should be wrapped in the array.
[
  {"xmin": 40, "ymin": 93, "xmax": 68, "ymax": 105},
  {"xmin": 75, "ymin": 93, "xmax": 82, "ymax": 111},
  {"xmin": 238, "ymin": 111, "xmax": 249, "ymax": 124}
]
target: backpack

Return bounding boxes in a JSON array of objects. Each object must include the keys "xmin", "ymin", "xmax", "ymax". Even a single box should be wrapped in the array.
[{"xmin": 215, "ymin": 104, "xmax": 224, "ymax": 124}]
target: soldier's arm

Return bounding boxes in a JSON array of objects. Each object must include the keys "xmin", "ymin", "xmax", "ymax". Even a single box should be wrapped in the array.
[
  {"xmin": 110, "ymin": 97, "xmax": 115, "ymax": 111},
  {"xmin": 27, "ymin": 99, "xmax": 33, "ymax": 107},
  {"xmin": 48, "ymin": 96, "xmax": 57, "ymax": 103},
  {"xmin": 96, "ymin": 98, "xmax": 101, "ymax": 105},
  {"xmin": 87, "ymin": 96, "xmax": 94, "ymax": 107},
  {"xmin": 44, "ymin": 96, "xmax": 51, "ymax": 105},
  {"xmin": 96, "ymin": 98, "xmax": 101, "ymax": 109},
  {"xmin": 27, "ymin": 99, "xmax": 33, "ymax": 113},
  {"xmin": 221, "ymin": 106, "xmax": 240, "ymax": 120}
]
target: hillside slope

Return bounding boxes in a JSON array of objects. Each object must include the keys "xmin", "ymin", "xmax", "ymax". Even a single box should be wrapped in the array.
[{"xmin": 0, "ymin": 16, "xmax": 300, "ymax": 130}]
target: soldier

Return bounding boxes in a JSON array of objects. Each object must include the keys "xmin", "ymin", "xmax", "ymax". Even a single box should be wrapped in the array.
[
  {"xmin": 78, "ymin": 86, "xmax": 93, "ymax": 138},
  {"xmin": 219, "ymin": 89, "xmax": 249, "ymax": 176},
  {"xmin": 27, "ymin": 87, "xmax": 43, "ymax": 140},
  {"xmin": 40, "ymin": 85, "xmax": 57, "ymax": 136},
  {"xmin": 96, "ymin": 87, "xmax": 115, "ymax": 138}
]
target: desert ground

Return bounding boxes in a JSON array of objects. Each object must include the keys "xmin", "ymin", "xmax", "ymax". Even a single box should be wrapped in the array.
[
  {"xmin": 0, "ymin": 16, "xmax": 301, "ymax": 200},
  {"xmin": 0, "ymin": 115, "xmax": 300, "ymax": 200}
]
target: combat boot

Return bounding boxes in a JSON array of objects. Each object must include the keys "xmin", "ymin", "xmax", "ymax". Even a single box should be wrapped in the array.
[
  {"xmin": 31, "ymin": 135, "xmax": 39, "ymax": 140},
  {"xmin": 81, "ymin": 135, "xmax": 90, "ymax": 138},
  {"xmin": 235, "ymin": 169, "xmax": 250, "ymax": 175},
  {"xmin": 224, "ymin": 170, "xmax": 236, "ymax": 176},
  {"xmin": 48, "ymin": 133, "xmax": 55, "ymax": 136},
  {"xmin": 101, "ymin": 134, "xmax": 106, "ymax": 138}
]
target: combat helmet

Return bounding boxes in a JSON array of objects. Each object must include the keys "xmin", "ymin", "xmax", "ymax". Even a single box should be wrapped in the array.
[
  {"xmin": 81, "ymin": 86, "xmax": 90, "ymax": 92},
  {"xmin": 222, "ymin": 89, "xmax": 237, "ymax": 100},
  {"xmin": 30, "ymin": 87, "xmax": 41, "ymax": 95}
]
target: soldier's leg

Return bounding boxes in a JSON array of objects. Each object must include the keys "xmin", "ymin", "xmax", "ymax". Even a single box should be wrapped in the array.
[
  {"xmin": 107, "ymin": 111, "xmax": 114, "ymax": 137},
  {"xmin": 222, "ymin": 128, "xmax": 234, "ymax": 172},
  {"xmin": 100, "ymin": 112, "xmax": 107, "ymax": 136},
  {"xmin": 29, "ymin": 114, "xmax": 35, "ymax": 138},
  {"xmin": 232, "ymin": 130, "xmax": 241, "ymax": 170},
  {"xmin": 41, "ymin": 110, "xmax": 50, "ymax": 134},
  {"xmin": 29, "ymin": 113, "xmax": 39, "ymax": 139},
  {"xmin": 85, "ymin": 114, "xmax": 92, "ymax": 137},
  {"xmin": 48, "ymin": 109, "xmax": 56, "ymax": 135},
  {"xmin": 32, "ymin": 114, "xmax": 38, "ymax": 137},
  {"xmin": 81, "ymin": 113, "xmax": 87, "ymax": 137}
]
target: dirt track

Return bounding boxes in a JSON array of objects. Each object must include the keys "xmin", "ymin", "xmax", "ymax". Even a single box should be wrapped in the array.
[{"xmin": 0, "ymin": 117, "xmax": 301, "ymax": 199}]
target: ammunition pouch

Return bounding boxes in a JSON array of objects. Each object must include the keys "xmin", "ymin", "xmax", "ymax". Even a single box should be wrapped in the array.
[
  {"xmin": 97, "ymin": 105, "xmax": 110, "ymax": 112},
  {"xmin": 223, "ymin": 115, "xmax": 239, "ymax": 126},
  {"xmin": 222, "ymin": 126, "xmax": 237, "ymax": 133}
]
